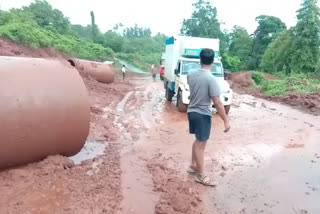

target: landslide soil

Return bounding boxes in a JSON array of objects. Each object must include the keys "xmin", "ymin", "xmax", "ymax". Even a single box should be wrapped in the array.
[
  {"xmin": 228, "ymin": 71, "xmax": 320, "ymax": 115},
  {"xmin": 0, "ymin": 39, "xmax": 68, "ymax": 59}
]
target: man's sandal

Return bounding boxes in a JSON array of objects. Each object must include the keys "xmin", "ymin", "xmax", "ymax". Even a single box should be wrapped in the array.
[
  {"xmin": 187, "ymin": 167, "xmax": 198, "ymax": 175},
  {"xmin": 195, "ymin": 175, "xmax": 217, "ymax": 187}
]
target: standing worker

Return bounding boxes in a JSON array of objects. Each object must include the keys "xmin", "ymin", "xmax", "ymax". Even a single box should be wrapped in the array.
[
  {"xmin": 122, "ymin": 65, "xmax": 126, "ymax": 81},
  {"xmin": 187, "ymin": 49, "xmax": 230, "ymax": 186},
  {"xmin": 151, "ymin": 64, "xmax": 156, "ymax": 81}
]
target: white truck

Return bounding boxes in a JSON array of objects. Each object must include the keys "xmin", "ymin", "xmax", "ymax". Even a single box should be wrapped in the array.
[{"xmin": 163, "ymin": 36, "xmax": 233, "ymax": 113}]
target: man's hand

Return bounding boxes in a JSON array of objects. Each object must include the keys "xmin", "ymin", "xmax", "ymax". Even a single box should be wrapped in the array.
[
  {"xmin": 224, "ymin": 120, "xmax": 231, "ymax": 133},
  {"xmin": 212, "ymin": 96, "xmax": 231, "ymax": 133}
]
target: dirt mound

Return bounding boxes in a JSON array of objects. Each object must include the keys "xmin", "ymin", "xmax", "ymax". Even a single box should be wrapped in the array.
[
  {"xmin": 229, "ymin": 71, "xmax": 255, "ymax": 88},
  {"xmin": 263, "ymin": 93, "xmax": 320, "ymax": 116},
  {"xmin": 147, "ymin": 162, "xmax": 203, "ymax": 214},
  {"xmin": 229, "ymin": 71, "xmax": 320, "ymax": 115},
  {"xmin": 0, "ymin": 39, "xmax": 68, "ymax": 59},
  {"xmin": 228, "ymin": 71, "xmax": 261, "ymax": 95}
]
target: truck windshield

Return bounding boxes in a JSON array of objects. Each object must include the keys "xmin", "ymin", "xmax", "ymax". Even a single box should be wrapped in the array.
[{"xmin": 181, "ymin": 61, "xmax": 223, "ymax": 77}]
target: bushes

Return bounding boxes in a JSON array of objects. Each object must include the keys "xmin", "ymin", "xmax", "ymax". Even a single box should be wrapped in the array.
[
  {"xmin": 0, "ymin": 2, "xmax": 165, "ymax": 67},
  {"xmin": 251, "ymin": 71, "xmax": 320, "ymax": 96},
  {"xmin": 222, "ymin": 53, "xmax": 243, "ymax": 71},
  {"xmin": 0, "ymin": 9, "xmax": 113, "ymax": 61},
  {"xmin": 251, "ymin": 71, "xmax": 265, "ymax": 85}
]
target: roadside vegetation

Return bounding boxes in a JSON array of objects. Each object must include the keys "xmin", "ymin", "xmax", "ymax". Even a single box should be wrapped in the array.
[
  {"xmin": 251, "ymin": 72, "xmax": 320, "ymax": 96},
  {"xmin": 181, "ymin": 0, "xmax": 320, "ymax": 96},
  {"xmin": 0, "ymin": 0, "xmax": 165, "ymax": 70}
]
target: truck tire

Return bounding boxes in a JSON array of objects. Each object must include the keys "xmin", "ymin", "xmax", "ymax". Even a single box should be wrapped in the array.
[
  {"xmin": 177, "ymin": 90, "xmax": 187, "ymax": 112},
  {"xmin": 165, "ymin": 85, "xmax": 174, "ymax": 102},
  {"xmin": 224, "ymin": 105, "xmax": 231, "ymax": 115}
]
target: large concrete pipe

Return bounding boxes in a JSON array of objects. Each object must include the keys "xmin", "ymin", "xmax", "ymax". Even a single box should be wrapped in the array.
[
  {"xmin": 0, "ymin": 56, "xmax": 90, "ymax": 170},
  {"xmin": 68, "ymin": 58, "xmax": 115, "ymax": 84}
]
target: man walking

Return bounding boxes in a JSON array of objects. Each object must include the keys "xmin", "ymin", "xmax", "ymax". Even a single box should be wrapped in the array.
[
  {"xmin": 187, "ymin": 49, "xmax": 230, "ymax": 186},
  {"xmin": 122, "ymin": 65, "xmax": 126, "ymax": 81}
]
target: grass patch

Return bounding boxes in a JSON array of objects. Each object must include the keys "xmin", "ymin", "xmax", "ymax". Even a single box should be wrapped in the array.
[{"xmin": 250, "ymin": 71, "xmax": 320, "ymax": 96}]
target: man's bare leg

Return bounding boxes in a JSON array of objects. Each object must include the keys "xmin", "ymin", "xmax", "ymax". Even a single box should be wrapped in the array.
[
  {"xmin": 194, "ymin": 140, "xmax": 207, "ymax": 175},
  {"xmin": 190, "ymin": 140, "xmax": 197, "ymax": 170}
]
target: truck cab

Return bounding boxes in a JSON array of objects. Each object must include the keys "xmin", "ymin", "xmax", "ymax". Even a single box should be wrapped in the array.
[
  {"xmin": 173, "ymin": 57, "xmax": 232, "ymax": 113},
  {"xmin": 163, "ymin": 36, "xmax": 233, "ymax": 114}
]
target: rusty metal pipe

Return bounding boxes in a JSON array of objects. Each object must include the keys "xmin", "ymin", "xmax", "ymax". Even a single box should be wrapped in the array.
[
  {"xmin": 68, "ymin": 58, "xmax": 115, "ymax": 84},
  {"xmin": 0, "ymin": 57, "xmax": 90, "ymax": 170}
]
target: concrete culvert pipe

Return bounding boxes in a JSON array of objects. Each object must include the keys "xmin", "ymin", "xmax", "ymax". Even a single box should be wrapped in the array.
[
  {"xmin": 0, "ymin": 56, "xmax": 90, "ymax": 170},
  {"xmin": 68, "ymin": 58, "xmax": 115, "ymax": 84}
]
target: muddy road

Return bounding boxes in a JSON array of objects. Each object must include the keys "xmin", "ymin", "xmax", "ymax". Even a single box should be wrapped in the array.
[
  {"xmin": 0, "ymin": 73, "xmax": 319, "ymax": 214},
  {"xmin": 116, "ymin": 75, "xmax": 320, "ymax": 214}
]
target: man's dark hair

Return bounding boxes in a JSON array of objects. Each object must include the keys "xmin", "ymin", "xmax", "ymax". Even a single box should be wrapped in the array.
[{"xmin": 200, "ymin": 49, "xmax": 215, "ymax": 65}]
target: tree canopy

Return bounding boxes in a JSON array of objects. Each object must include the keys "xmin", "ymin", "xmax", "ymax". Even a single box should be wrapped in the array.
[
  {"xmin": 261, "ymin": 0, "xmax": 320, "ymax": 73},
  {"xmin": 180, "ymin": 0, "xmax": 227, "ymax": 51},
  {"xmin": 249, "ymin": 15, "xmax": 286, "ymax": 69}
]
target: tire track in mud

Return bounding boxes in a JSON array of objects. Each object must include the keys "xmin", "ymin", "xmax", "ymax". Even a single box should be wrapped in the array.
[
  {"xmin": 115, "ymin": 82, "xmax": 205, "ymax": 214},
  {"xmin": 116, "ymin": 86, "xmax": 159, "ymax": 214}
]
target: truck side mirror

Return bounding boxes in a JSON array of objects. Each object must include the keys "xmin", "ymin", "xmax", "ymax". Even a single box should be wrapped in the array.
[{"xmin": 174, "ymin": 69, "xmax": 179, "ymax": 75}]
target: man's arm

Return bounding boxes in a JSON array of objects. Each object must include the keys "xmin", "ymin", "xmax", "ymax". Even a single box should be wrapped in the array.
[{"xmin": 212, "ymin": 96, "xmax": 230, "ymax": 133}]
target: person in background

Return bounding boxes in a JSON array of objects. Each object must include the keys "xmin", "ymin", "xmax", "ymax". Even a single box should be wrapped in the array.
[
  {"xmin": 122, "ymin": 65, "xmax": 126, "ymax": 81},
  {"xmin": 151, "ymin": 64, "xmax": 156, "ymax": 81},
  {"xmin": 187, "ymin": 49, "xmax": 230, "ymax": 186}
]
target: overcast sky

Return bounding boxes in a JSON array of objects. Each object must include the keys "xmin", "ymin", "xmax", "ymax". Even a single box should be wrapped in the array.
[{"xmin": 0, "ymin": 0, "xmax": 308, "ymax": 35}]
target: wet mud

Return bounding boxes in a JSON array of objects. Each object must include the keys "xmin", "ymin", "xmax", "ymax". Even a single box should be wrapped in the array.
[{"xmin": 0, "ymin": 56, "xmax": 319, "ymax": 213}]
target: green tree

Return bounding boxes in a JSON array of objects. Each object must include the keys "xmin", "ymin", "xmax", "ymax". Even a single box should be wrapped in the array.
[
  {"xmin": 289, "ymin": 0, "xmax": 320, "ymax": 73},
  {"xmin": 222, "ymin": 54, "xmax": 242, "ymax": 71},
  {"xmin": 180, "ymin": 0, "xmax": 225, "ymax": 51},
  {"xmin": 103, "ymin": 30, "xmax": 124, "ymax": 52},
  {"xmin": 71, "ymin": 24, "xmax": 92, "ymax": 40},
  {"xmin": 23, "ymin": 0, "xmax": 71, "ymax": 34},
  {"xmin": 261, "ymin": 29, "xmax": 294, "ymax": 73},
  {"xmin": 250, "ymin": 15, "xmax": 286, "ymax": 69},
  {"xmin": 123, "ymin": 24, "xmax": 151, "ymax": 38},
  {"xmin": 90, "ymin": 11, "xmax": 99, "ymax": 41},
  {"xmin": 228, "ymin": 26, "xmax": 253, "ymax": 69}
]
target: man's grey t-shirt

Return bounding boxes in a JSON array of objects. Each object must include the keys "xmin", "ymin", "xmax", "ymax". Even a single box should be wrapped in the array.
[{"xmin": 187, "ymin": 69, "xmax": 221, "ymax": 116}]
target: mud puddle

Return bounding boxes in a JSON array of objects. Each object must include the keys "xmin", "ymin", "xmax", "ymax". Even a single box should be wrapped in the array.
[{"xmin": 69, "ymin": 140, "xmax": 106, "ymax": 165}]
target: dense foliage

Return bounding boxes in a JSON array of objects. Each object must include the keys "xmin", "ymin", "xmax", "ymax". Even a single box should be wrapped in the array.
[
  {"xmin": 223, "ymin": 26, "xmax": 253, "ymax": 71},
  {"xmin": 251, "ymin": 71, "xmax": 320, "ymax": 96},
  {"xmin": 261, "ymin": 0, "xmax": 320, "ymax": 74},
  {"xmin": 0, "ymin": 0, "xmax": 165, "ymax": 69},
  {"xmin": 1, "ymin": 0, "xmax": 320, "ymax": 84},
  {"xmin": 180, "ymin": 0, "xmax": 228, "ymax": 53},
  {"xmin": 181, "ymin": 0, "xmax": 320, "ymax": 96},
  {"xmin": 0, "ymin": 2, "xmax": 113, "ymax": 60},
  {"xmin": 249, "ymin": 15, "xmax": 287, "ymax": 70}
]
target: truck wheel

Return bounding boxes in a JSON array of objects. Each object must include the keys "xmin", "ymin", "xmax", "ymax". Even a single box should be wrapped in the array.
[
  {"xmin": 177, "ymin": 90, "xmax": 187, "ymax": 112},
  {"xmin": 224, "ymin": 105, "xmax": 231, "ymax": 115},
  {"xmin": 165, "ymin": 85, "xmax": 173, "ymax": 101}
]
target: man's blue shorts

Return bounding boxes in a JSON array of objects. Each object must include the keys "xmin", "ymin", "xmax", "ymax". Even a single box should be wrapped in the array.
[{"xmin": 188, "ymin": 112, "xmax": 212, "ymax": 141}]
